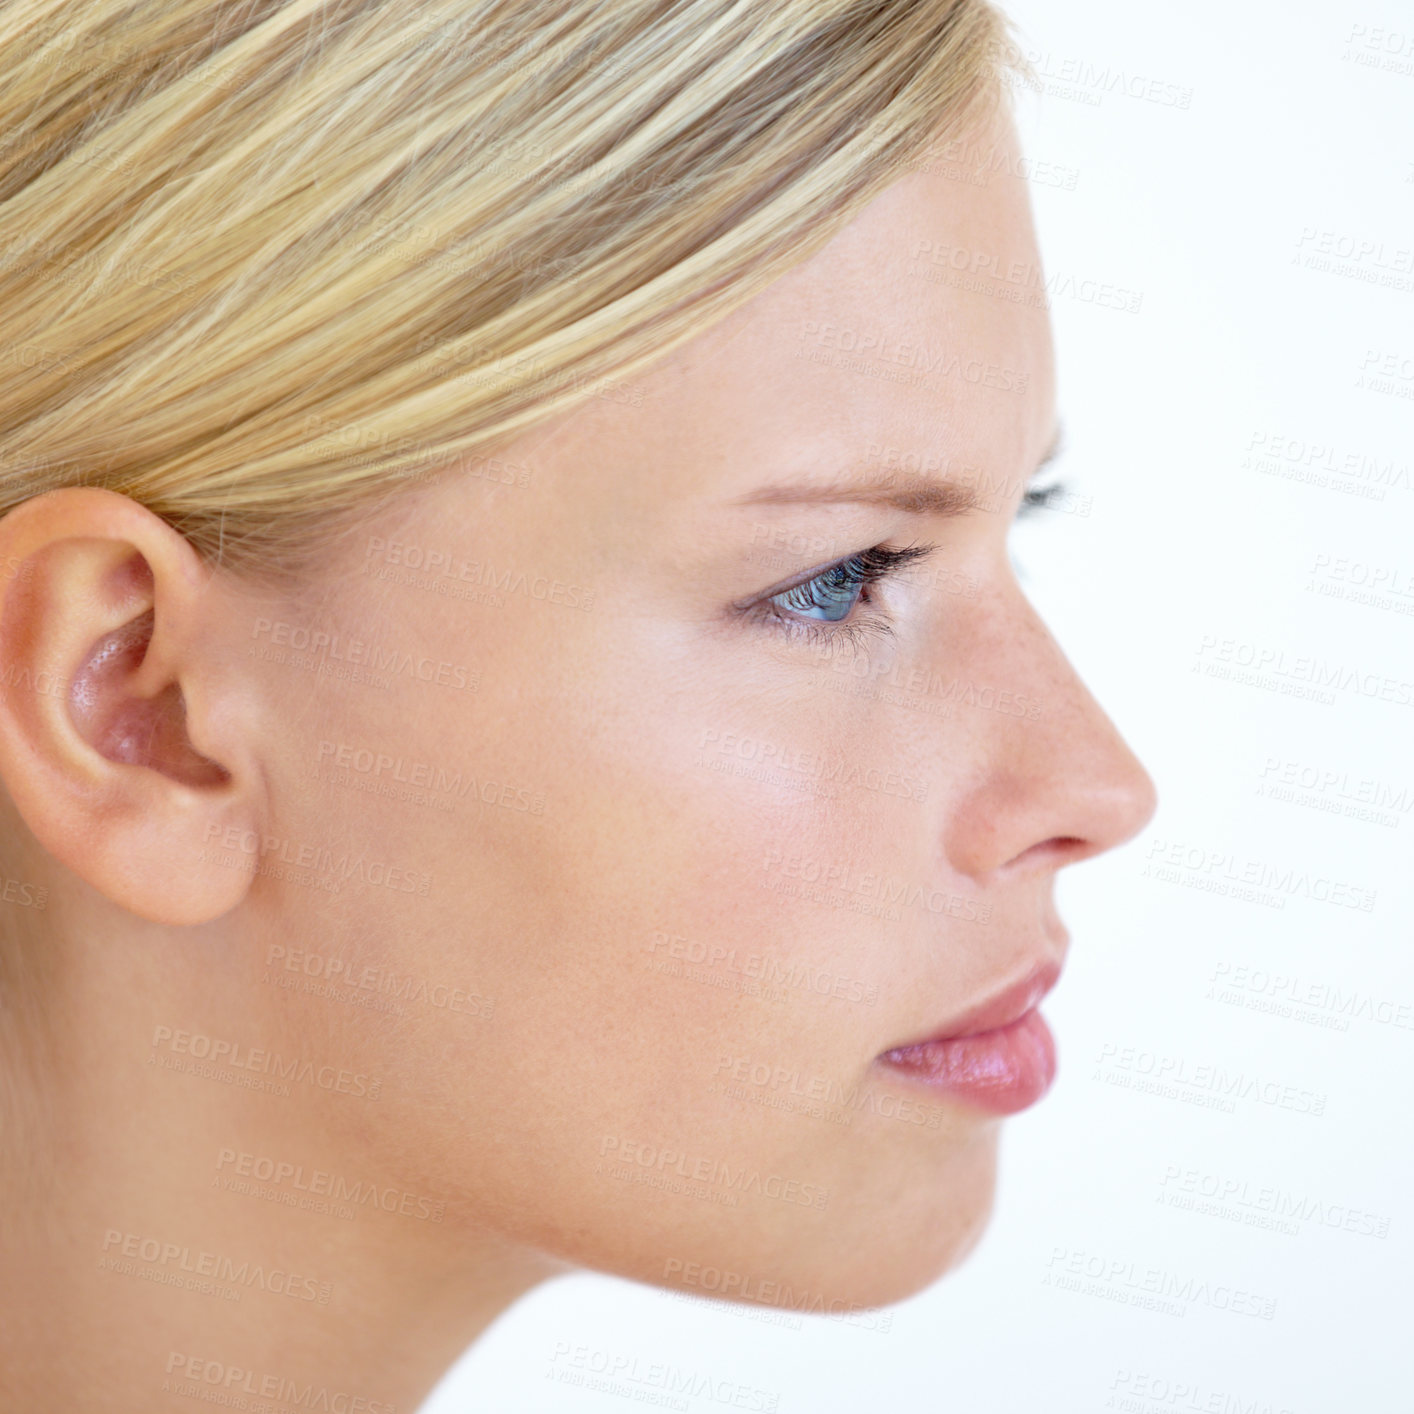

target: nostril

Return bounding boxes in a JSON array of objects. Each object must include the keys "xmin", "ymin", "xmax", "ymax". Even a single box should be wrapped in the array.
[{"xmin": 1006, "ymin": 835, "xmax": 1098, "ymax": 873}]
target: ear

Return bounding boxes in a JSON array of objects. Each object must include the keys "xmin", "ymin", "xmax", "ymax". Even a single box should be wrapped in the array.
[{"xmin": 0, "ymin": 488, "xmax": 263, "ymax": 925}]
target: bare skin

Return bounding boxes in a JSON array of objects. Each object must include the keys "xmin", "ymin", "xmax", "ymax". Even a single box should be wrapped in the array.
[{"xmin": 0, "ymin": 108, "xmax": 1155, "ymax": 1411}]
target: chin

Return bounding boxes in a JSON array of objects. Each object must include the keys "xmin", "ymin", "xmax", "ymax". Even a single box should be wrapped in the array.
[
  {"xmin": 818, "ymin": 1129, "xmax": 1001, "ymax": 1310},
  {"xmin": 647, "ymin": 1124, "xmax": 1002, "ymax": 1315}
]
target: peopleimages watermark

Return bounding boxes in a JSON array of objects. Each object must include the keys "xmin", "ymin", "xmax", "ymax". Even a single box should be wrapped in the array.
[
  {"xmin": 1193, "ymin": 633, "xmax": 1414, "ymax": 709},
  {"xmin": 664, "ymin": 1257, "xmax": 893, "ymax": 1331},
  {"xmin": 893, "ymin": 133, "xmax": 1081, "ymax": 192},
  {"xmin": 1042, "ymin": 1247, "xmax": 1276, "ymax": 1321},
  {"xmin": 300, "ymin": 409, "xmax": 533, "ymax": 487},
  {"xmin": 215, "ymin": 1148, "xmax": 445, "ymax": 1225},
  {"xmin": 1354, "ymin": 348, "xmax": 1414, "ymax": 401},
  {"xmin": 0, "ymin": 873, "xmax": 47, "ymax": 909},
  {"xmin": 262, "ymin": 944, "xmax": 494, "ymax": 1021},
  {"xmin": 35, "ymin": 22, "xmax": 243, "ymax": 94},
  {"xmin": 0, "ymin": 230, "xmax": 196, "ymax": 296},
  {"xmin": 1341, "ymin": 21, "xmax": 1414, "ymax": 76},
  {"xmin": 1242, "ymin": 429, "xmax": 1410, "ymax": 501},
  {"xmin": 595, "ymin": 1135, "xmax": 829, "ymax": 1210},
  {"xmin": 695, "ymin": 726, "xmax": 928, "ymax": 803},
  {"xmin": 711, "ymin": 1053, "xmax": 947, "ymax": 1130},
  {"xmin": 995, "ymin": 43, "xmax": 1194, "ymax": 108},
  {"xmin": 1156, "ymin": 1163, "xmax": 1391, "ymax": 1240},
  {"xmin": 761, "ymin": 846, "xmax": 992, "ymax": 925},
  {"xmin": 1254, "ymin": 754, "xmax": 1410, "ymax": 830},
  {"xmin": 1093, "ymin": 1043, "xmax": 1327, "ymax": 1119},
  {"xmin": 1207, "ymin": 961, "xmax": 1414, "ymax": 1035},
  {"xmin": 0, "ymin": 339, "xmax": 72, "ymax": 375},
  {"xmin": 646, "ymin": 929, "xmax": 878, "ymax": 1005},
  {"xmin": 361, "ymin": 534, "xmax": 595, "ymax": 611},
  {"xmin": 1106, "ymin": 1367, "xmax": 1297, "ymax": 1414},
  {"xmin": 1292, "ymin": 226, "xmax": 1414, "ymax": 294},
  {"xmin": 150, "ymin": 1025, "xmax": 383, "ymax": 1101},
  {"xmin": 1140, "ymin": 838, "xmax": 1377, "ymax": 912},
  {"xmin": 200, "ymin": 823, "xmax": 433, "ymax": 897},
  {"xmin": 249, "ymin": 616, "xmax": 479, "ymax": 693},
  {"xmin": 908, "ymin": 238, "xmax": 1144, "ymax": 314},
  {"xmin": 161, "ymin": 1351, "xmax": 396, "ymax": 1413},
  {"xmin": 808, "ymin": 637, "xmax": 1044, "ymax": 718},
  {"xmin": 311, "ymin": 739, "xmax": 547, "ymax": 815},
  {"xmin": 794, "ymin": 317, "xmax": 1028, "ymax": 394},
  {"xmin": 100, "ymin": 1230, "xmax": 333, "ymax": 1306},
  {"xmin": 546, "ymin": 1342, "xmax": 779, "ymax": 1413},
  {"xmin": 1306, "ymin": 552, "xmax": 1414, "ymax": 620}
]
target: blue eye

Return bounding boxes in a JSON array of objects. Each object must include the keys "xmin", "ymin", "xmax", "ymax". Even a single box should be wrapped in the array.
[
  {"xmin": 756, "ymin": 543, "xmax": 937, "ymax": 644},
  {"xmin": 771, "ymin": 555, "xmax": 874, "ymax": 621}
]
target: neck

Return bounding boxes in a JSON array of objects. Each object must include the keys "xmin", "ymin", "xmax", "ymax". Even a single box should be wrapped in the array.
[{"xmin": 0, "ymin": 916, "xmax": 566, "ymax": 1411}]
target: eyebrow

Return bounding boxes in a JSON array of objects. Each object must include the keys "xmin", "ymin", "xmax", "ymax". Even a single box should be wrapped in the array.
[{"xmin": 736, "ymin": 421, "xmax": 1065, "ymax": 517}]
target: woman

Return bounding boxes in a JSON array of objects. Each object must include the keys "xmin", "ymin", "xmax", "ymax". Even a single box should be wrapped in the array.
[{"xmin": 0, "ymin": 0, "xmax": 1155, "ymax": 1407}]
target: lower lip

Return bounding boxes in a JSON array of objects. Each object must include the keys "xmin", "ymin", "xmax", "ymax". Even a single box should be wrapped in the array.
[{"xmin": 876, "ymin": 1008, "xmax": 1057, "ymax": 1116}]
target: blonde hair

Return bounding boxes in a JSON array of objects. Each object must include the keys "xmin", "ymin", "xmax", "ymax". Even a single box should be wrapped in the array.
[{"xmin": 0, "ymin": 0, "xmax": 1021, "ymax": 584}]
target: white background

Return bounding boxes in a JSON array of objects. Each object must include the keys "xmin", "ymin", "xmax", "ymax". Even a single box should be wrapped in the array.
[{"xmin": 424, "ymin": 1, "xmax": 1414, "ymax": 1408}]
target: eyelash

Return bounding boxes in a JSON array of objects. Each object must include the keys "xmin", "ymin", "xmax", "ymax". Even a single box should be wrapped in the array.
[{"xmin": 749, "ymin": 543, "xmax": 937, "ymax": 649}]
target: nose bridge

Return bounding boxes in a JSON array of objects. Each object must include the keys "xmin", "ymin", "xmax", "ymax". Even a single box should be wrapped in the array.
[{"xmin": 939, "ymin": 578, "xmax": 1157, "ymax": 879}]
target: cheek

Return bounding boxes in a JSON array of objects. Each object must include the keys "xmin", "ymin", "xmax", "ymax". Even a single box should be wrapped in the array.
[
  {"xmin": 279, "ymin": 592, "xmax": 1001, "ymax": 1304},
  {"xmin": 457, "ymin": 664, "xmax": 982, "ymax": 1271}
]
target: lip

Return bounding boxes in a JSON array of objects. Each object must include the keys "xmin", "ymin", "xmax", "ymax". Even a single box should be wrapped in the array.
[
  {"xmin": 874, "ymin": 957, "xmax": 1063, "ymax": 1117},
  {"xmin": 905, "ymin": 956, "xmax": 1063, "ymax": 1044}
]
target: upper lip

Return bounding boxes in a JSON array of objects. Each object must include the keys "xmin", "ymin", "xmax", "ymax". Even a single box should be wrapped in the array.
[{"xmin": 883, "ymin": 956, "xmax": 1063, "ymax": 1050}]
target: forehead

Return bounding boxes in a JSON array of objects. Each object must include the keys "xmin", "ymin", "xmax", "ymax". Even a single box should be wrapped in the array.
[{"xmin": 524, "ymin": 111, "xmax": 1056, "ymax": 509}]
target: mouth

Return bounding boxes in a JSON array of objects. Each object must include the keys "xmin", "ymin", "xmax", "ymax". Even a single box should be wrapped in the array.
[{"xmin": 874, "ymin": 958, "xmax": 1062, "ymax": 1117}]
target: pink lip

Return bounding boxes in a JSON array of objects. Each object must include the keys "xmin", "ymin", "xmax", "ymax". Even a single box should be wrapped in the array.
[{"xmin": 875, "ymin": 959, "xmax": 1062, "ymax": 1117}]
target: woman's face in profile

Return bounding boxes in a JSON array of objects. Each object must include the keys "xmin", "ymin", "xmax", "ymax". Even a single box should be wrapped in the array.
[{"xmin": 200, "ymin": 110, "xmax": 1155, "ymax": 1309}]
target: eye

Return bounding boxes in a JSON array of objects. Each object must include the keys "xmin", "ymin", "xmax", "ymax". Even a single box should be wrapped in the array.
[
  {"xmin": 1016, "ymin": 475, "xmax": 1071, "ymax": 519},
  {"xmin": 772, "ymin": 553, "xmax": 880, "ymax": 622},
  {"xmin": 749, "ymin": 543, "xmax": 937, "ymax": 647}
]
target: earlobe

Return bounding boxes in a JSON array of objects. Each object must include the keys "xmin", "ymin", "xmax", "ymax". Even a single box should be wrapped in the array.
[{"xmin": 0, "ymin": 488, "xmax": 262, "ymax": 926}]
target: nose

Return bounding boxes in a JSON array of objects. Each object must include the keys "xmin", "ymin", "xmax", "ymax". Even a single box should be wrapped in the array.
[{"xmin": 940, "ymin": 579, "xmax": 1158, "ymax": 883}]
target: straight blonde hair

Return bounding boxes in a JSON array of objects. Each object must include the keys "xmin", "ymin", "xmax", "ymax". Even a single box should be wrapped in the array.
[{"xmin": 0, "ymin": 0, "xmax": 1021, "ymax": 584}]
